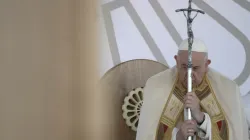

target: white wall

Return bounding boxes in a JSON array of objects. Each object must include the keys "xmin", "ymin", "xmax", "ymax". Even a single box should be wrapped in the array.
[{"xmin": 99, "ymin": 0, "xmax": 250, "ymax": 94}]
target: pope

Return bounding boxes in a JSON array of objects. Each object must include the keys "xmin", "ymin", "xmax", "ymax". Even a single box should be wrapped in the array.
[{"xmin": 136, "ymin": 38, "xmax": 249, "ymax": 140}]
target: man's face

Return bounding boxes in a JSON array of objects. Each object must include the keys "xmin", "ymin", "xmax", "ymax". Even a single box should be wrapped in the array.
[{"xmin": 174, "ymin": 51, "xmax": 211, "ymax": 87}]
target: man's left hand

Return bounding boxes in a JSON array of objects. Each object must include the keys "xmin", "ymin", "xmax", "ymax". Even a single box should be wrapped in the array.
[{"xmin": 184, "ymin": 92, "xmax": 204, "ymax": 124}]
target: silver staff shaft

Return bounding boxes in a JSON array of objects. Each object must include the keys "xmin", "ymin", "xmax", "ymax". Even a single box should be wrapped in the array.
[
  {"xmin": 175, "ymin": 0, "xmax": 205, "ymax": 140},
  {"xmin": 186, "ymin": 37, "xmax": 193, "ymax": 140}
]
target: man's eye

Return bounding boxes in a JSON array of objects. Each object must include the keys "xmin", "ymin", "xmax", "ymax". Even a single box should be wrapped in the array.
[{"xmin": 193, "ymin": 67, "xmax": 199, "ymax": 70}]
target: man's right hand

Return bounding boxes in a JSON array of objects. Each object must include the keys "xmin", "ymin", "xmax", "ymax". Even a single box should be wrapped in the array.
[{"xmin": 176, "ymin": 120, "xmax": 197, "ymax": 140}]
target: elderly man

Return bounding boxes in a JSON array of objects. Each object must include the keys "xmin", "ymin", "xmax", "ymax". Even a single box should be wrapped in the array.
[{"xmin": 136, "ymin": 38, "xmax": 249, "ymax": 140}]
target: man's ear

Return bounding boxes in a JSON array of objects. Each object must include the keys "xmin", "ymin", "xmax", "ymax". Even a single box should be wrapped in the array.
[
  {"xmin": 206, "ymin": 59, "xmax": 211, "ymax": 66},
  {"xmin": 174, "ymin": 55, "xmax": 177, "ymax": 61},
  {"xmin": 174, "ymin": 55, "xmax": 178, "ymax": 65},
  {"xmin": 205, "ymin": 59, "xmax": 211, "ymax": 72}
]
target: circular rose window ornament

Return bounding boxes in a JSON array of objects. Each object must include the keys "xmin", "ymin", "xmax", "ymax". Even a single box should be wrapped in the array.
[{"xmin": 122, "ymin": 87, "xmax": 144, "ymax": 131}]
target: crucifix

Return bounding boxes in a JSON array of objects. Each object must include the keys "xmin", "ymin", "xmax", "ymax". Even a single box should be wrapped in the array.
[{"xmin": 175, "ymin": 1, "xmax": 205, "ymax": 140}]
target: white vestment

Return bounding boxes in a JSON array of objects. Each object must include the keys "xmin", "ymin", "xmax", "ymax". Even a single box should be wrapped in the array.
[{"xmin": 136, "ymin": 66, "xmax": 249, "ymax": 140}]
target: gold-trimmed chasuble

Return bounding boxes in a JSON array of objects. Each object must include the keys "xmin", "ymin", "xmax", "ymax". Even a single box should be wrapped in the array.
[{"xmin": 156, "ymin": 76, "xmax": 229, "ymax": 140}]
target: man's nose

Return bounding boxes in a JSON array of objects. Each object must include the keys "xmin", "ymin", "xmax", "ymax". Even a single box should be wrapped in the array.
[
  {"xmin": 192, "ymin": 73, "xmax": 195, "ymax": 79},
  {"xmin": 184, "ymin": 71, "xmax": 195, "ymax": 79},
  {"xmin": 191, "ymin": 71, "xmax": 195, "ymax": 79}
]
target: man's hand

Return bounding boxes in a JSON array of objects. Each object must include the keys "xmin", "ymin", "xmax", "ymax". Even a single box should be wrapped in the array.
[
  {"xmin": 176, "ymin": 120, "xmax": 198, "ymax": 140},
  {"xmin": 184, "ymin": 92, "xmax": 204, "ymax": 124}
]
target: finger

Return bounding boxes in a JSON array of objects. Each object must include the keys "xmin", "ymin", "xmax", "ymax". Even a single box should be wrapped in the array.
[
  {"xmin": 190, "ymin": 123, "xmax": 198, "ymax": 130},
  {"xmin": 187, "ymin": 92, "xmax": 199, "ymax": 99},
  {"xmin": 185, "ymin": 96, "xmax": 199, "ymax": 105},
  {"xmin": 187, "ymin": 131, "xmax": 195, "ymax": 136},
  {"xmin": 187, "ymin": 92, "xmax": 195, "ymax": 96},
  {"xmin": 186, "ymin": 122, "xmax": 198, "ymax": 132},
  {"xmin": 184, "ymin": 95, "xmax": 187, "ymax": 102},
  {"xmin": 184, "ymin": 99, "xmax": 192, "ymax": 104},
  {"xmin": 186, "ymin": 95, "xmax": 193, "ymax": 100},
  {"xmin": 187, "ymin": 95, "xmax": 197, "ymax": 103},
  {"xmin": 185, "ymin": 103, "xmax": 193, "ymax": 109},
  {"xmin": 184, "ymin": 93, "xmax": 192, "ymax": 101},
  {"xmin": 185, "ymin": 96, "xmax": 193, "ymax": 102},
  {"xmin": 185, "ymin": 120, "xmax": 195, "ymax": 125},
  {"xmin": 192, "ymin": 120, "xmax": 197, "ymax": 125},
  {"xmin": 185, "ymin": 99, "xmax": 193, "ymax": 104},
  {"xmin": 186, "ymin": 128, "xmax": 195, "ymax": 137},
  {"xmin": 187, "ymin": 128, "xmax": 195, "ymax": 133}
]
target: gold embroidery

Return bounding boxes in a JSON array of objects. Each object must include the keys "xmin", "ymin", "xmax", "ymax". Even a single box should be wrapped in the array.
[
  {"xmin": 201, "ymin": 94, "xmax": 221, "ymax": 117},
  {"xmin": 161, "ymin": 116, "xmax": 174, "ymax": 127},
  {"xmin": 212, "ymin": 114, "xmax": 224, "ymax": 122},
  {"xmin": 155, "ymin": 75, "xmax": 229, "ymax": 140},
  {"xmin": 206, "ymin": 77, "xmax": 230, "ymax": 140},
  {"xmin": 163, "ymin": 95, "xmax": 184, "ymax": 121}
]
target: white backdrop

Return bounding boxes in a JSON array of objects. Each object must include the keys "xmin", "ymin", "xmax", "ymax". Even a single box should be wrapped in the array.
[{"xmin": 98, "ymin": 0, "xmax": 250, "ymax": 115}]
